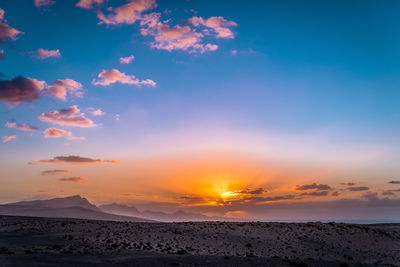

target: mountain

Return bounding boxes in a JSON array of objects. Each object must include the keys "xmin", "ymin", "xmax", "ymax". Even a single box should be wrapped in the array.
[
  {"xmin": 0, "ymin": 195, "xmax": 153, "ymax": 222},
  {"xmin": 99, "ymin": 203, "xmax": 224, "ymax": 222}
]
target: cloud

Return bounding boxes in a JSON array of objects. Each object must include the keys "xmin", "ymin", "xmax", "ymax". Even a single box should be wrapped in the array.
[
  {"xmin": 58, "ymin": 176, "xmax": 86, "ymax": 183},
  {"xmin": 43, "ymin": 79, "xmax": 83, "ymax": 100},
  {"xmin": 37, "ymin": 48, "xmax": 61, "ymax": 59},
  {"xmin": 382, "ymin": 189, "xmax": 400, "ymax": 196},
  {"xmin": 0, "ymin": 8, "xmax": 22, "ymax": 43},
  {"xmin": 5, "ymin": 121, "xmax": 39, "ymax": 131},
  {"xmin": 140, "ymin": 14, "xmax": 218, "ymax": 53},
  {"xmin": 362, "ymin": 191, "xmax": 379, "ymax": 200},
  {"xmin": 41, "ymin": 169, "xmax": 69, "ymax": 176},
  {"xmin": 230, "ymin": 49, "xmax": 237, "ymax": 55},
  {"xmin": 92, "ymin": 69, "xmax": 156, "ymax": 87},
  {"xmin": 38, "ymin": 105, "xmax": 96, "ymax": 127},
  {"xmin": 189, "ymin": 16, "xmax": 237, "ymax": 39},
  {"xmin": 120, "ymin": 55, "xmax": 135, "ymax": 64},
  {"xmin": 97, "ymin": 0, "xmax": 156, "ymax": 25},
  {"xmin": 2, "ymin": 135, "xmax": 16, "ymax": 143},
  {"xmin": 34, "ymin": 0, "xmax": 55, "ymax": 7},
  {"xmin": 300, "ymin": 190, "xmax": 329, "ymax": 197},
  {"xmin": 347, "ymin": 186, "xmax": 369, "ymax": 192},
  {"xmin": 76, "ymin": 0, "xmax": 106, "ymax": 9},
  {"xmin": 34, "ymin": 155, "xmax": 117, "ymax": 164},
  {"xmin": 0, "ymin": 49, "xmax": 4, "ymax": 60},
  {"xmin": 389, "ymin": 180, "xmax": 400, "ymax": 184},
  {"xmin": 341, "ymin": 182, "xmax": 356, "ymax": 186},
  {"xmin": 0, "ymin": 76, "xmax": 46, "ymax": 105},
  {"xmin": 88, "ymin": 107, "xmax": 105, "ymax": 116},
  {"xmin": 43, "ymin": 127, "xmax": 72, "ymax": 138},
  {"xmin": 295, "ymin": 183, "xmax": 333, "ymax": 191}
]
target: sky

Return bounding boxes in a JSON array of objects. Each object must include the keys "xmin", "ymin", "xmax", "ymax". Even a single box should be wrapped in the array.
[{"xmin": 1, "ymin": 0, "xmax": 400, "ymax": 220}]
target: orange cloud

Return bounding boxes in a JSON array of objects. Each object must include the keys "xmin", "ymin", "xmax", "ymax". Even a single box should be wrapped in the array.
[
  {"xmin": 88, "ymin": 108, "xmax": 105, "ymax": 116},
  {"xmin": 38, "ymin": 105, "xmax": 96, "ymax": 127},
  {"xmin": 92, "ymin": 69, "xmax": 156, "ymax": 87}
]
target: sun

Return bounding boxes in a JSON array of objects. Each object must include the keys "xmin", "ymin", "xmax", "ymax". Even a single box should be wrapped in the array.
[{"xmin": 220, "ymin": 190, "xmax": 239, "ymax": 199}]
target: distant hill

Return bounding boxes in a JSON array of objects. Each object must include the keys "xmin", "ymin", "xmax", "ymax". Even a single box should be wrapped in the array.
[
  {"xmin": 0, "ymin": 195, "xmax": 153, "ymax": 222},
  {"xmin": 99, "ymin": 203, "xmax": 224, "ymax": 222}
]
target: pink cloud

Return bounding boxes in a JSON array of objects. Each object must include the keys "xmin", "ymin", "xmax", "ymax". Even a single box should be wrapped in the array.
[
  {"xmin": 44, "ymin": 127, "xmax": 71, "ymax": 138},
  {"xmin": 120, "ymin": 55, "xmax": 135, "ymax": 64},
  {"xmin": 38, "ymin": 105, "xmax": 96, "ymax": 127},
  {"xmin": 5, "ymin": 121, "xmax": 39, "ymax": 131},
  {"xmin": 140, "ymin": 13, "xmax": 218, "ymax": 53},
  {"xmin": 37, "ymin": 48, "xmax": 61, "ymax": 59},
  {"xmin": 97, "ymin": 0, "xmax": 156, "ymax": 25},
  {"xmin": 76, "ymin": 0, "xmax": 106, "ymax": 9},
  {"xmin": 0, "ymin": 8, "xmax": 22, "ymax": 43},
  {"xmin": 43, "ymin": 78, "xmax": 83, "ymax": 100},
  {"xmin": 92, "ymin": 69, "xmax": 156, "ymax": 87},
  {"xmin": 34, "ymin": 0, "xmax": 55, "ymax": 7},
  {"xmin": 88, "ymin": 108, "xmax": 105, "ymax": 116},
  {"xmin": 0, "ymin": 76, "xmax": 46, "ymax": 105},
  {"xmin": 189, "ymin": 16, "xmax": 237, "ymax": 39},
  {"xmin": 0, "ymin": 49, "xmax": 4, "ymax": 60},
  {"xmin": 2, "ymin": 135, "xmax": 16, "ymax": 143}
]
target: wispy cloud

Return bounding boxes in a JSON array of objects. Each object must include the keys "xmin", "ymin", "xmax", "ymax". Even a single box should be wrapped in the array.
[
  {"xmin": 58, "ymin": 176, "xmax": 87, "ymax": 183},
  {"xmin": 120, "ymin": 55, "xmax": 135, "ymax": 64},
  {"xmin": 2, "ymin": 135, "xmax": 16, "ymax": 143},
  {"xmin": 38, "ymin": 105, "xmax": 96, "ymax": 127},
  {"xmin": 295, "ymin": 183, "xmax": 333, "ymax": 191},
  {"xmin": 5, "ymin": 121, "xmax": 39, "ymax": 131},
  {"xmin": 34, "ymin": 155, "xmax": 118, "ymax": 164},
  {"xmin": 92, "ymin": 69, "xmax": 156, "ymax": 87},
  {"xmin": 347, "ymin": 186, "xmax": 369, "ymax": 192},
  {"xmin": 88, "ymin": 108, "xmax": 105, "ymax": 116},
  {"xmin": 76, "ymin": 0, "xmax": 106, "ymax": 10},
  {"xmin": 37, "ymin": 48, "xmax": 61, "ymax": 59},
  {"xmin": 189, "ymin": 16, "xmax": 237, "ymax": 39},
  {"xmin": 41, "ymin": 169, "xmax": 69, "ymax": 176},
  {"xmin": 97, "ymin": 0, "xmax": 156, "ymax": 25},
  {"xmin": 34, "ymin": 0, "xmax": 55, "ymax": 8}
]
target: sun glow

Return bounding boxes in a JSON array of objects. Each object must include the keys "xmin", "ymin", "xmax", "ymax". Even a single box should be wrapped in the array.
[{"xmin": 220, "ymin": 190, "xmax": 239, "ymax": 199}]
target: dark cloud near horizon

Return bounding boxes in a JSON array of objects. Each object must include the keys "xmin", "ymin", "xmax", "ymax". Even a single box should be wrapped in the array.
[
  {"xmin": 33, "ymin": 155, "xmax": 118, "ymax": 164},
  {"xmin": 41, "ymin": 169, "xmax": 69, "ymax": 176},
  {"xmin": 341, "ymin": 182, "xmax": 356, "ymax": 186},
  {"xmin": 347, "ymin": 186, "xmax": 369, "ymax": 192},
  {"xmin": 0, "ymin": 76, "xmax": 45, "ymax": 105},
  {"xmin": 389, "ymin": 180, "xmax": 400, "ymax": 184},
  {"xmin": 300, "ymin": 191, "xmax": 329, "ymax": 197},
  {"xmin": 295, "ymin": 183, "xmax": 333, "ymax": 191},
  {"xmin": 58, "ymin": 176, "xmax": 86, "ymax": 183}
]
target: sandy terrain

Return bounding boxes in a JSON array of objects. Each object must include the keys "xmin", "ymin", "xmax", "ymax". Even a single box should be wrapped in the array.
[{"xmin": 0, "ymin": 215, "xmax": 399, "ymax": 266}]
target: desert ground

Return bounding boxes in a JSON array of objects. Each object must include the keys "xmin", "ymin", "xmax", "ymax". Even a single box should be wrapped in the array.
[{"xmin": 0, "ymin": 215, "xmax": 399, "ymax": 266}]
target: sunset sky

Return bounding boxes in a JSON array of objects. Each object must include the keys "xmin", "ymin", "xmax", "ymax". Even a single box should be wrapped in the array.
[{"xmin": 1, "ymin": 0, "xmax": 400, "ymax": 220}]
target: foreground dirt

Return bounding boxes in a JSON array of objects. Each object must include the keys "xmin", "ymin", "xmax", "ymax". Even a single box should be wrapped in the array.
[{"xmin": 0, "ymin": 215, "xmax": 399, "ymax": 266}]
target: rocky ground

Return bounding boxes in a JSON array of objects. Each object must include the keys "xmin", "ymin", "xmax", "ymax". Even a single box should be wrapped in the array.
[{"xmin": 0, "ymin": 215, "xmax": 399, "ymax": 266}]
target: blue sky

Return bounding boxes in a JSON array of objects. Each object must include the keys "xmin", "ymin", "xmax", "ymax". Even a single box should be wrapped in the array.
[{"xmin": 0, "ymin": 0, "xmax": 400, "ymax": 219}]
